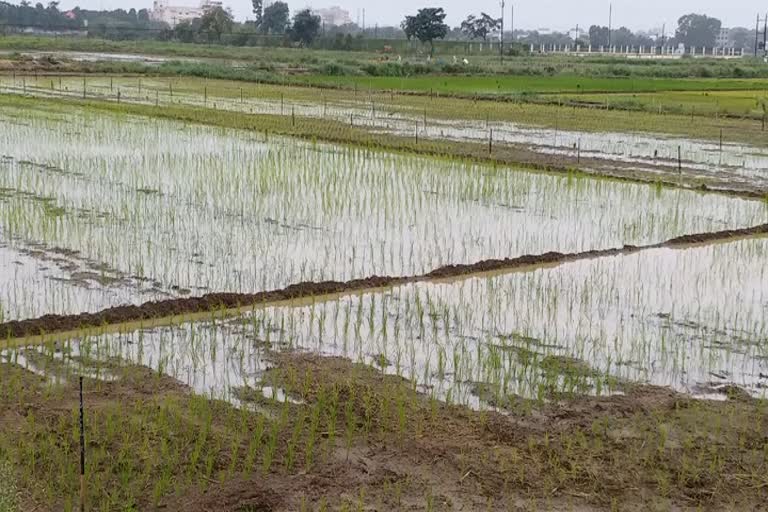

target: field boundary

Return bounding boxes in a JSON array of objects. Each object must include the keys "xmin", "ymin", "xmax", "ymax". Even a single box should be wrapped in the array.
[{"xmin": 3, "ymin": 222, "xmax": 767, "ymax": 345}]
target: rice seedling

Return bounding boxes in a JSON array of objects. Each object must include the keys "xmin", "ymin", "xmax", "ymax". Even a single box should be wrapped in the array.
[
  {"xmin": 0, "ymin": 99, "xmax": 762, "ymax": 320},
  {"xmin": 1, "ymin": 68, "xmax": 767, "ymax": 512}
]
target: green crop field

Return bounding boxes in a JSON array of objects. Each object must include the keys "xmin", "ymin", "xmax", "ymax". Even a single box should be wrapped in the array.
[
  {"xmin": 2, "ymin": 34, "xmax": 768, "ymax": 512},
  {"xmin": 296, "ymin": 74, "xmax": 768, "ymax": 95}
]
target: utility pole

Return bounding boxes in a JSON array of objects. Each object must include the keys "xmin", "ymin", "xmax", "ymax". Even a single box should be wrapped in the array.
[
  {"xmin": 756, "ymin": 14, "xmax": 761, "ymax": 57},
  {"xmin": 608, "ymin": 3, "xmax": 613, "ymax": 50},
  {"xmin": 510, "ymin": 4, "xmax": 514, "ymax": 42},
  {"xmin": 500, "ymin": 0, "xmax": 505, "ymax": 64},
  {"xmin": 763, "ymin": 13, "xmax": 767, "ymax": 57}
]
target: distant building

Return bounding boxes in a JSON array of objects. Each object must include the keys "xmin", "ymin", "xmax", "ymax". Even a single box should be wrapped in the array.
[
  {"xmin": 716, "ymin": 27, "xmax": 730, "ymax": 48},
  {"xmin": 150, "ymin": 0, "xmax": 223, "ymax": 27},
  {"xmin": 311, "ymin": 6, "xmax": 352, "ymax": 27}
]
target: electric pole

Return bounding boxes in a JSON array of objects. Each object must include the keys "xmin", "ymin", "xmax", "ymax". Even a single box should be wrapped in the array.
[
  {"xmin": 756, "ymin": 14, "xmax": 760, "ymax": 57},
  {"xmin": 510, "ymin": 4, "xmax": 514, "ymax": 42},
  {"xmin": 500, "ymin": 0, "xmax": 505, "ymax": 64},
  {"xmin": 608, "ymin": 3, "xmax": 612, "ymax": 50}
]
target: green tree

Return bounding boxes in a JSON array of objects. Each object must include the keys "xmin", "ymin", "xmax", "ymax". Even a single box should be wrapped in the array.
[
  {"xmin": 174, "ymin": 20, "xmax": 199, "ymax": 43},
  {"xmin": 729, "ymin": 27, "xmax": 751, "ymax": 50},
  {"xmin": 251, "ymin": 0, "xmax": 263, "ymax": 26},
  {"xmin": 676, "ymin": 13, "xmax": 721, "ymax": 48},
  {"xmin": 588, "ymin": 25, "xmax": 610, "ymax": 47},
  {"xmin": 261, "ymin": 1, "xmax": 290, "ymax": 34},
  {"xmin": 402, "ymin": 7, "xmax": 448, "ymax": 56},
  {"xmin": 460, "ymin": 13, "xmax": 499, "ymax": 42},
  {"xmin": 199, "ymin": 6, "xmax": 234, "ymax": 41},
  {"xmin": 291, "ymin": 9, "xmax": 321, "ymax": 46},
  {"xmin": 401, "ymin": 15, "xmax": 418, "ymax": 41}
]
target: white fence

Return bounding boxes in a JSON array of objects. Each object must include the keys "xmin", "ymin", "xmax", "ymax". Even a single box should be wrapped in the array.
[{"xmin": 531, "ymin": 44, "xmax": 746, "ymax": 59}]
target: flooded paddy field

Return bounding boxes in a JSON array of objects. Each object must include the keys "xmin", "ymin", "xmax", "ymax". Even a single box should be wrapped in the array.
[
  {"xmin": 3, "ymin": 232, "xmax": 768, "ymax": 511},
  {"xmin": 10, "ymin": 235, "xmax": 767, "ymax": 408},
  {"xmin": 2, "ymin": 80, "xmax": 768, "ymax": 511},
  {"xmin": 3, "ymin": 75, "xmax": 768, "ymax": 194},
  {"xmin": 1, "ymin": 101, "xmax": 764, "ymax": 319}
]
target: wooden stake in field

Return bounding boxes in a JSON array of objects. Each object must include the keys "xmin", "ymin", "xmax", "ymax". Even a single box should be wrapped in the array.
[
  {"xmin": 489, "ymin": 129, "xmax": 493, "ymax": 154},
  {"xmin": 720, "ymin": 129, "xmax": 723, "ymax": 153},
  {"xmin": 79, "ymin": 376, "xmax": 86, "ymax": 512},
  {"xmin": 292, "ymin": 106, "xmax": 295, "ymax": 127},
  {"xmin": 240, "ymin": 87, "xmax": 243, "ymax": 104},
  {"xmin": 204, "ymin": 87, "xmax": 208, "ymax": 107},
  {"xmin": 83, "ymin": 77, "xmax": 86, "ymax": 99},
  {"xmin": 678, "ymin": 146, "xmax": 682, "ymax": 173}
]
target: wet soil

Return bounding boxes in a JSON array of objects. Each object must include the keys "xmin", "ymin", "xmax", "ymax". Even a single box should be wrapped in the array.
[
  {"xmin": 4, "ymin": 351, "xmax": 766, "ymax": 511},
  {"xmin": 2, "ymin": 222, "xmax": 767, "ymax": 341}
]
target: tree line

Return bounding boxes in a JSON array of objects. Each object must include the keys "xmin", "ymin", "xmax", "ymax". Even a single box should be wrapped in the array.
[
  {"xmin": 174, "ymin": 2, "xmax": 321, "ymax": 46},
  {"xmin": 0, "ymin": 2, "xmax": 753, "ymax": 51}
]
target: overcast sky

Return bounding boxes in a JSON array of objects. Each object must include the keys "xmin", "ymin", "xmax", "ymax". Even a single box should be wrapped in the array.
[{"xmin": 51, "ymin": 0, "xmax": 764, "ymax": 31}]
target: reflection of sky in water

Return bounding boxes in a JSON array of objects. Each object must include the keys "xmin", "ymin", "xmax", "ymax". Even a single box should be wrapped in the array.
[
  {"xmin": 4, "ymin": 78, "xmax": 768, "ymax": 189},
  {"xmin": 10, "ymin": 237, "xmax": 766, "ymax": 410},
  {"xmin": 2, "ymin": 103, "xmax": 763, "ymax": 319}
]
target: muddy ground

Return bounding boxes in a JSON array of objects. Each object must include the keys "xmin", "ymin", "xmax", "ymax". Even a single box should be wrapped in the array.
[
  {"xmin": 3, "ymin": 222, "xmax": 767, "ymax": 342},
  {"xmin": 1, "ymin": 351, "xmax": 766, "ymax": 511}
]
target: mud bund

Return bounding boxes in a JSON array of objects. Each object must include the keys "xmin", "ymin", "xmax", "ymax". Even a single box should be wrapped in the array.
[{"xmin": 2, "ymin": 223, "xmax": 767, "ymax": 340}]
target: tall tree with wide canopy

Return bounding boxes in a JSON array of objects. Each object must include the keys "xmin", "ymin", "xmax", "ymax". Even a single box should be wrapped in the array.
[
  {"xmin": 199, "ymin": 5, "xmax": 234, "ymax": 41},
  {"xmin": 291, "ymin": 9, "xmax": 321, "ymax": 46},
  {"xmin": 676, "ymin": 13, "xmax": 721, "ymax": 48},
  {"xmin": 460, "ymin": 13, "xmax": 500, "ymax": 42},
  {"xmin": 401, "ymin": 7, "xmax": 449, "ymax": 56},
  {"xmin": 261, "ymin": 1, "xmax": 290, "ymax": 34}
]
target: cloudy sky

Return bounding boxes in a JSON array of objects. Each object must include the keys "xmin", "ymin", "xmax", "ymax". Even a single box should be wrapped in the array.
[{"xmin": 51, "ymin": 0, "xmax": 763, "ymax": 31}]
